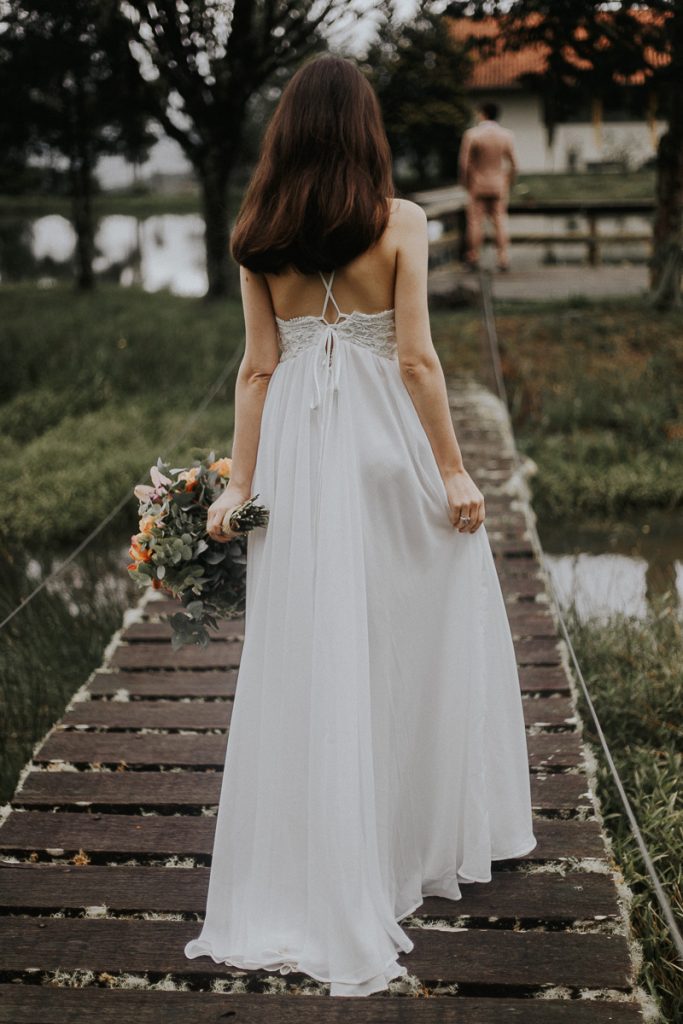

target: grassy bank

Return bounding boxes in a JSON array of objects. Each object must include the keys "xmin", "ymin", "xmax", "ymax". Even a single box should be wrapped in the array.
[
  {"xmin": 0, "ymin": 543, "xmax": 137, "ymax": 801},
  {"xmin": 490, "ymin": 298, "xmax": 683, "ymax": 522},
  {"xmin": 0, "ymin": 169, "xmax": 654, "ymax": 220},
  {"xmin": 0, "ymin": 284, "xmax": 247, "ymax": 547},
  {"xmin": 0, "ymin": 185, "xmax": 241, "ymax": 219},
  {"xmin": 2, "ymin": 288, "xmax": 680, "ymax": 541},
  {"xmin": 566, "ymin": 595, "xmax": 682, "ymax": 1022},
  {"xmin": 513, "ymin": 169, "xmax": 654, "ymax": 203},
  {"xmin": 0, "ymin": 283, "xmax": 250, "ymax": 798}
]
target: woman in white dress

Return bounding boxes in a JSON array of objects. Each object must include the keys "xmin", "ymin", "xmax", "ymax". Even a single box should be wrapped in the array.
[{"xmin": 184, "ymin": 53, "xmax": 536, "ymax": 997}]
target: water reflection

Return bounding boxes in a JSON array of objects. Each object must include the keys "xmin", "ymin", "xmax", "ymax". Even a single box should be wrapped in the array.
[
  {"xmin": 540, "ymin": 513, "xmax": 683, "ymax": 621},
  {"xmin": 1, "ymin": 210, "xmax": 655, "ymax": 298},
  {"xmin": 1, "ymin": 212, "xmax": 210, "ymax": 296}
]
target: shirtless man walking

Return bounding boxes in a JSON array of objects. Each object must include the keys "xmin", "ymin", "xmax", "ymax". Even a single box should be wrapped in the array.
[{"xmin": 459, "ymin": 102, "xmax": 518, "ymax": 272}]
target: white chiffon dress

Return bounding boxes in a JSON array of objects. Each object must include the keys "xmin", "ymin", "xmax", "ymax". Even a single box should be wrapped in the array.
[{"xmin": 184, "ymin": 269, "xmax": 537, "ymax": 996}]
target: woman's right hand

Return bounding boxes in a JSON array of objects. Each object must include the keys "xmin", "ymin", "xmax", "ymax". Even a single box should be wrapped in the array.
[
  {"xmin": 443, "ymin": 468, "xmax": 485, "ymax": 533},
  {"xmin": 207, "ymin": 483, "xmax": 252, "ymax": 544}
]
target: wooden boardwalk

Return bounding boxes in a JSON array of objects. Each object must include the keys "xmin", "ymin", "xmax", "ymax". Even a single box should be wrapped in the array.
[{"xmin": 0, "ymin": 377, "xmax": 646, "ymax": 1022}]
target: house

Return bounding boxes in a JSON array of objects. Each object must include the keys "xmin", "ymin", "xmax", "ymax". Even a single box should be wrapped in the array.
[{"xmin": 447, "ymin": 14, "xmax": 669, "ymax": 173}]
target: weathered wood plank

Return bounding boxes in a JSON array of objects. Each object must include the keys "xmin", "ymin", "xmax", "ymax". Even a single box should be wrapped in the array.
[
  {"xmin": 140, "ymin": 604, "xmax": 555, "ymax": 636},
  {"xmin": 110, "ymin": 641, "xmax": 244, "ymax": 670},
  {"xmin": 87, "ymin": 666, "xmax": 568, "ymax": 698},
  {"xmin": 61, "ymin": 700, "xmax": 234, "ymax": 730},
  {"xmin": 511, "ymin": 637, "xmax": 563, "ymax": 664},
  {"xmin": 0, "ymin": 918, "xmax": 634, "ymax": 989},
  {"xmin": 0, "ymin": 987, "xmax": 645, "ymax": 1023},
  {"xmin": 108, "ymin": 636, "xmax": 561, "ymax": 671},
  {"xmin": 15, "ymin": 769, "xmax": 591, "ymax": 811},
  {"xmin": 122, "ymin": 619, "xmax": 245, "ymax": 642},
  {"xmin": 59, "ymin": 696, "xmax": 574, "ymax": 731},
  {"xmin": 33, "ymin": 730, "xmax": 582, "ymax": 768},
  {"xmin": 0, "ymin": 863, "xmax": 620, "ymax": 919},
  {"xmin": 0, "ymin": 812, "xmax": 604, "ymax": 860},
  {"xmin": 510, "ymin": 618, "xmax": 558, "ymax": 638},
  {"xmin": 518, "ymin": 666, "xmax": 570, "ymax": 693},
  {"xmin": 87, "ymin": 671, "xmax": 238, "ymax": 698}
]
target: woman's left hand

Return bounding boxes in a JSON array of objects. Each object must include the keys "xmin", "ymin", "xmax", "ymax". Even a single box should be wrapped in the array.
[{"xmin": 207, "ymin": 484, "xmax": 252, "ymax": 544}]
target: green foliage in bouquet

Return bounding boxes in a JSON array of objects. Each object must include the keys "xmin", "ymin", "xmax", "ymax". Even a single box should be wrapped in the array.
[{"xmin": 128, "ymin": 452, "xmax": 269, "ymax": 647}]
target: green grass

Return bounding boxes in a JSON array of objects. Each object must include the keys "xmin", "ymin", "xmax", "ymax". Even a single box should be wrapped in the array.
[
  {"xmin": 0, "ymin": 283, "xmax": 246, "ymax": 800},
  {"xmin": 491, "ymin": 298, "xmax": 683, "ymax": 522},
  {"xmin": 0, "ymin": 185, "xmax": 245, "ymax": 219},
  {"xmin": 0, "ymin": 283, "xmax": 246, "ymax": 546},
  {"xmin": 566, "ymin": 594, "xmax": 682, "ymax": 1022},
  {"xmin": 513, "ymin": 169, "xmax": 655, "ymax": 203},
  {"xmin": 0, "ymin": 169, "xmax": 654, "ymax": 221},
  {"xmin": 0, "ymin": 543, "xmax": 138, "ymax": 802}
]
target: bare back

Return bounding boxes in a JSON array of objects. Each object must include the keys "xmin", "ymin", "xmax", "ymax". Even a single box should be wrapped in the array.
[{"xmin": 263, "ymin": 198, "xmax": 403, "ymax": 321}]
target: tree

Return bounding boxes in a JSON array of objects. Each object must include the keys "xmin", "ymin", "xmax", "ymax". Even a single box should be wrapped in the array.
[
  {"xmin": 0, "ymin": 0, "xmax": 155, "ymax": 289},
  {"xmin": 121, "ymin": 0, "xmax": 361, "ymax": 299},
  {"xmin": 449, "ymin": 1, "xmax": 681, "ymax": 307},
  {"xmin": 363, "ymin": 0, "xmax": 471, "ymax": 188}
]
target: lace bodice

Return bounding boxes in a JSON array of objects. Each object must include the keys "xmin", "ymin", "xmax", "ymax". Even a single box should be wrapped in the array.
[
  {"xmin": 275, "ymin": 271, "xmax": 398, "ymax": 412},
  {"xmin": 276, "ymin": 308, "xmax": 397, "ymax": 363},
  {"xmin": 276, "ymin": 268, "xmax": 395, "ymax": 360}
]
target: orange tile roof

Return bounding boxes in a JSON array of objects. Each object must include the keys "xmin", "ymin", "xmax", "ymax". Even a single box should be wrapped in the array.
[{"xmin": 448, "ymin": 12, "xmax": 671, "ymax": 91}]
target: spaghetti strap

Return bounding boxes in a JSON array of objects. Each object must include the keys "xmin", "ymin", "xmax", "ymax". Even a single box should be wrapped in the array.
[{"xmin": 318, "ymin": 270, "xmax": 342, "ymax": 323}]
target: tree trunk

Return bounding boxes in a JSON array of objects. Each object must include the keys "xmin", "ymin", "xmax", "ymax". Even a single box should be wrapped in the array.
[
  {"xmin": 650, "ymin": 12, "xmax": 683, "ymax": 310},
  {"xmin": 70, "ymin": 152, "xmax": 95, "ymax": 291},
  {"xmin": 199, "ymin": 149, "xmax": 232, "ymax": 300},
  {"xmin": 69, "ymin": 74, "xmax": 95, "ymax": 291},
  {"xmin": 651, "ymin": 119, "xmax": 683, "ymax": 309}
]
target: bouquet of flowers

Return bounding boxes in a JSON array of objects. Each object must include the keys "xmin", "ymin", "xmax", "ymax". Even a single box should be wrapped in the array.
[{"xmin": 127, "ymin": 452, "xmax": 269, "ymax": 648}]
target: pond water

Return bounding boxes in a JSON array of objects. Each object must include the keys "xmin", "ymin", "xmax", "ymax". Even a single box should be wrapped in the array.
[
  {"xmin": 1, "ymin": 210, "xmax": 653, "ymax": 297},
  {"xmin": 540, "ymin": 510, "xmax": 683, "ymax": 621},
  {"xmin": 1, "ymin": 212, "xmax": 211, "ymax": 296}
]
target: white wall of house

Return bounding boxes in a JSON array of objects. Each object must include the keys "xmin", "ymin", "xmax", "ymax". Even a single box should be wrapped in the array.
[{"xmin": 469, "ymin": 90, "xmax": 664, "ymax": 173}]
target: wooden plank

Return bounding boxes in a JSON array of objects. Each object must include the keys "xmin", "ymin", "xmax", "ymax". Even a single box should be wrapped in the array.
[
  {"xmin": 510, "ymin": 619, "xmax": 558, "ymax": 639},
  {"xmin": 502, "ymin": 579, "xmax": 546, "ymax": 598},
  {"xmin": 33, "ymin": 730, "xmax": 582, "ymax": 768},
  {"xmin": 522, "ymin": 697, "xmax": 575, "ymax": 727},
  {"xmin": 87, "ymin": 671, "xmax": 238, "ymax": 698},
  {"xmin": 34, "ymin": 731, "xmax": 229, "ymax": 766},
  {"xmin": 0, "ymin": 863, "xmax": 620, "ymax": 919},
  {"xmin": 0, "ymin": 987, "xmax": 645, "ymax": 1023},
  {"xmin": 0, "ymin": 812, "xmax": 605, "ymax": 860},
  {"xmin": 110, "ymin": 641, "xmax": 243, "ymax": 670},
  {"xmin": 518, "ymin": 666, "xmax": 570, "ymax": 694},
  {"xmin": 60, "ymin": 696, "xmax": 574, "ymax": 731},
  {"xmin": 0, "ymin": 918, "xmax": 634, "ymax": 989},
  {"xmin": 512, "ymin": 637, "xmax": 562, "ymax": 664},
  {"xmin": 140, "ymin": 605, "xmax": 557, "ymax": 636},
  {"xmin": 122, "ymin": 619, "xmax": 245, "ymax": 642},
  {"xmin": 62, "ymin": 700, "xmax": 233, "ymax": 730},
  {"xmin": 14, "ymin": 769, "xmax": 591, "ymax": 812},
  {"xmin": 108, "ymin": 635, "xmax": 562, "ymax": 671},
  {"xmin": 87, "ymin": 666, "xmax": 568, "ymax": 699}
]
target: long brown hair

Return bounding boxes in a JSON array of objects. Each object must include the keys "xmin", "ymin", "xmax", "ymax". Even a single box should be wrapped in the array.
[{"xmin": 231, "ymin": 55, "xmax": 394, "ymax": 275}]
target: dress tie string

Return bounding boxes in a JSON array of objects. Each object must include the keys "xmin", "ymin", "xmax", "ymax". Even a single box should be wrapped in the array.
[
  {"xmin": 309, "ymin": 270, "xmax": 346, "ymax": 411},
  {"xmin": 310, "ymin": 322, "xmax": 344, "ymax": 410}
]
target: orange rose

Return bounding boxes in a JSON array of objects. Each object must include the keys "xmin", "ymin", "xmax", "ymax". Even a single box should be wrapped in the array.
[
  {"xmin": 127, "ymin": 561, "xmax": 138, "ymax": 572},
  {"xmin": 209, "ymin": 457, "xmax": 232, "ymax": 478},
  {"xmin": 140, "ymin": 514, "xmax": 157, "ymax": 535},
  {"xmin": 178, "ymin": 466, "xmax": 199, "ymax": 491},
  {"xmin": 128, "ymin": 539, "xmax": 152, "ymax": 563}
]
